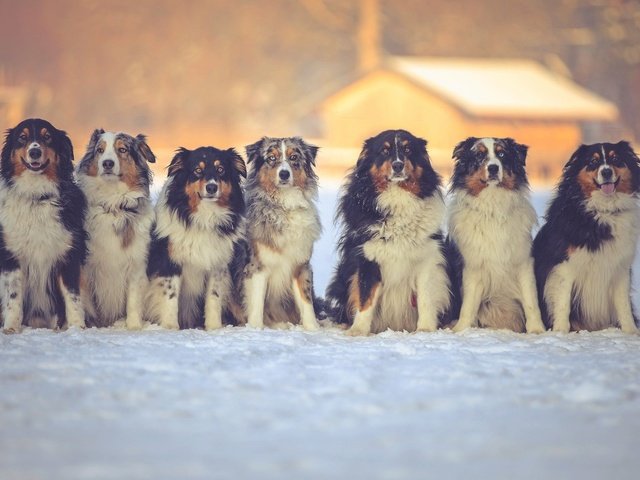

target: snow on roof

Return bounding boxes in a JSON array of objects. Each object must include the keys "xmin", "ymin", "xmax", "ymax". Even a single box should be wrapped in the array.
[{"xmin": 389, "ymin": 56, "xmax": 618, "ymax": 121}]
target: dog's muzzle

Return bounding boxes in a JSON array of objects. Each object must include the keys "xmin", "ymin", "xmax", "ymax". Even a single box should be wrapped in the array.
[
  {"xmin": 200, "ymin": 181, "xmax": 220, "ymax": 200},
  {"xmin": 22, "ymin": 147, "xmax": 49, "ymax": 172}
]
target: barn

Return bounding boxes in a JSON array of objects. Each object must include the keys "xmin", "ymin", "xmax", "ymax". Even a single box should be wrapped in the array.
[{"xmin": 315, "ymin": 57, "xmax": 619, "ymax": 181}]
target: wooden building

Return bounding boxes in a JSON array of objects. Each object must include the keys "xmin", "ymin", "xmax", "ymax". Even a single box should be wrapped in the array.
[{"xmin": 316, "ymin": 57, "xmax": 618, "ymax": 181}]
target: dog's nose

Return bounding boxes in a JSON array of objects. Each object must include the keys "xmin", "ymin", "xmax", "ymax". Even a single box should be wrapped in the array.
[
  {"xmin": 601, "ymin": 167, "xmax": 613, "ymax": 181},
  {"xmin": 392, "ymin": 161, "xmax": 404, "ymax": 173},
  {"xmin": 206, "ymin": 183, "xmax": 218, "ymax": 195},
  {"xmin": 279, "ymin": 169, "xmax": 291, "ymax": 181},
  {"xmin": 102, "ymin": 159, "xmax": 115, "ymax": 170},
  {"xmin": 28, "ymin": 148, "xmax": 42, "ymax": 160},
  {"xmin": 487, "ymin": 164, "xmax": 499, "ymax": 176}
]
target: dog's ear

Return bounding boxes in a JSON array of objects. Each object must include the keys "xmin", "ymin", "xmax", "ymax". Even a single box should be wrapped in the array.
[
  {"xmin": 297, "ymin": 138, "xmax": 319, "ymax": 166},
  {"xmin": 0, "ymin": 127, "xmax": 13, "ymax": 168},
  {"xmin": 59, "ymin": 130, "xmax": 74, "ymax": 164},
  {"xmin": 245, "ymin": 138, "xmax": 265, "ymax": 164},
  {"xmin": 168, "ymin": 147, "xmax": 189, "ymax": 176},
  {"xmin": 564, "ymin": 144, "xmax": 588, "ymax": 172},
  {"xmin": 134, "ymin": 134, "xmax": 156, "ymax": 163},
  {"xmin": 616, "ymin": 140, "xmax": 640, "ymax": 166},
  {"xmin": 78, "ymin": 129, "xmax": 104, "ymax": 172},
  {"xmin": 356, "ymin": 136, "xmax": 375, "ymax": 169},
  {"xmin": 227, "ymin": 148, "xmax": 247, "ymax": 178},
  {"xmin": 452, "ymin": 137, "xmax": 478, "ymax": 160},
  {"xmin": 505, "ymin": 138, "xmax": 528, "ymax": 165}
]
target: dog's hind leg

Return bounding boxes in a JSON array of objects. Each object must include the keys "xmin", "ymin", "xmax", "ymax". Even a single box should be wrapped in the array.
[
  {"xmin": 613, "ymin": 271, "xmax": 638, "ymax": 334},
  {"xmin": 452, "ymin": 269, "xmax": 484, "ymax": 332},
  {"xmin": 347, "ymin": 260, "xmax": 381, "ymax": 336},
  {"xmin": 292, "ymin": 263, "xmax": 319, "ymax": 331},
  {"xmin": 517, "ymin": 259, "xmax": 545, "ymax": 333}
]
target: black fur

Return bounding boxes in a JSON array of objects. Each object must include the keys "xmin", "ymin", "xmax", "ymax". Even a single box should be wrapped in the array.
[
  {"xmin": 326, "ymin": 129, "xmax": 444, "ymax": 326},
  {"xmin": 533, "ymin": 141, "xmax": 640, "ymax": 328}
]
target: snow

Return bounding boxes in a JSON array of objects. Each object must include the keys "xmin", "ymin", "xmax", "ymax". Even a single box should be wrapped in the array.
[{"xmin": 1, "ymin": 184, "xmax": 640, "ymax": 480}]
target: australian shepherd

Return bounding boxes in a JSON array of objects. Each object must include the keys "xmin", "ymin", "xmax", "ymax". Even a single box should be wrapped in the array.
[
  {"xmin": 0, "ymin": 118, "xmax": 86, "ymax": 332},
  {"xmin": 446, "ymin": 137, "xmax": 545, "ymax": 333},
  {"xmin": 145, "ymin": 146, "xmax": 247, "ymax": 329},
  {"xmin": 76, "ymin": 129, "xmax": 156, "ymax": 329},
  {"xmin": 533, "ymin": 141, "xmax": 640, "ymax": 333},
  {"xmin": 326, "ymin": 129, "xmax": 450, "ymax": 335},
  {"xmin": 242, "ymin": 136, "xmax": 322, "ymax": 330}
]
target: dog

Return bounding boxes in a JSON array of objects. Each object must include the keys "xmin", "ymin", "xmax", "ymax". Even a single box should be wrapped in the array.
[
  {"xmin": 533, "ymin": 141, "xmax": 640, "ymax": 333},
  {"xmin": 0, "ymin": 118, "xmax": 86, "ymax": 331},
  {"xmin": 242, "ymin": 136, "xmax": 322, "ymax": 330},
  {"xmin": 325, "ymin": 129, "xmax": 450, "ymax": 335},
  {"xmin": 446, "ymin": 136, "xmax": 545, "ymax": 333},
  {"xmin": 76, "ymin": 129, "xmax": 156, "ymax": 329},
  {"xmin": 145, "ymin": 146, "xmax": 247, "ymax": 329}
]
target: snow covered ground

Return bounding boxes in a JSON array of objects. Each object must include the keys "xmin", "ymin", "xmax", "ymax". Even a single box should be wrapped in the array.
[{"xmin": 1, "ymin": 184, "xmax": 640, "ymax": 480}]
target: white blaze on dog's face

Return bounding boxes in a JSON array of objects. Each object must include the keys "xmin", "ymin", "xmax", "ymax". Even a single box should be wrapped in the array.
[{"xmin": 276, "ymin": 140, "xmax": 294, "ymax": 187}]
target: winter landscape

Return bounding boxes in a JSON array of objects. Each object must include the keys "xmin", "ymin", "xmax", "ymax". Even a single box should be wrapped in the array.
[{"xmin": 1, "ymin": 186, "xmax": 639, "ymax": 480}]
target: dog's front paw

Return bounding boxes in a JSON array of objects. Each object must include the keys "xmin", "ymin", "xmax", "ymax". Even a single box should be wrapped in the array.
[
  {"xmin": 302, "ymin": 318, "xmax": 320, "ymax": 331},
  {"xmin": 2, "ymin": 325, "xmax": 22, "ymax": 334},
  {"xmin": 126, "ymin": 316, "xmax": 143, "ymax": 331},
  {"xmin": 526, "ymin": 321, "xmax": 546, "ymax": 334},
  {"xmin": 346, "ymin": 324, "xmax": 370, "ymax": 336},
  {"xmin": 621, "ymin": 324, "xmax": 639, "ymax": 335},
  {"xmin": 452, "ymin": 320, "xmax": 471, "ymax": 333},
  {"xmin": 552, "ymin": 322, "xmax": 570, "ymax": 334}
]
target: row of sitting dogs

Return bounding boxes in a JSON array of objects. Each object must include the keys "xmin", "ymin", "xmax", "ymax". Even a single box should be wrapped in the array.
[{"xmin": 0, "ymin": 119, "xmax": 639, "ymax": 335}]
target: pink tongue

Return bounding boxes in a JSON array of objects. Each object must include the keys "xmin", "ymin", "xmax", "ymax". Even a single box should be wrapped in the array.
[{"xmin": 601, "ymin": 183, "xmax": 616, "ymax": 195}]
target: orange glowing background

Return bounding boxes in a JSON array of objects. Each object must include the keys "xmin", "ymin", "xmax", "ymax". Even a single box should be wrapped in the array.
[{"xmin": 1, "ymin": 0, "xmax": 639, "ymax": 180}]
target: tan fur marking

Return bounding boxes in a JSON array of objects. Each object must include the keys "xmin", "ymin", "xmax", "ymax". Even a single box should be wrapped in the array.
[
  {"xmin": 476, "ymin": 143, "xmax": 488, "ymax": 155},
  {"xmin": 465, "ymin": 168, "xmax": 488, "ymax": 196},
  {"xmin": 399, "ymin": 163, "xmax": 422, "ymax": 195},
  {"xmin": 567, "ymin": 245, "xmax": 577, "ymax": 256},
  {"xmin": 258, "ymin": 164, "xmax": 277, "ymax": 195},
  {"xmin": 501, "ymin": 170, "xmax": 517, "ymax": 190},
  {"xmin": 577, "ymin": 167, "xmax": 598, "ymax": 196},
  {"xmin": 614, "ymin": 165, "xmax": 634, "ymax": 194},
  {"xmin": 294, "ymin": 265, "xmax": 312, "ymax": 304},
  {"xmin": 10, "ymin": 149, "xmax": 27, "ymax": 176},
  {"xmin": 120, "ymin": 222, "xmax": 135, "ymax": 249},
  {"xmin": 217, "ymin": 180, "xmax": 232, "ymax": 208},
  {"xmin": 42, "ymin": 148, "xmax": 59, "ymax": 182},
  {"xmin": 185, "ymin": 179, "xmax": 203, "ymax": 213},
  {"xmin": 347, "ymin": 271, "xmax": 380, "ymax": 314},
  {"xmin": 292, "ymin": 164, "xmax": 308, "ymax": 189},
  {"xmin": 370, "ymin": 162, "xmax": 391, "ymax": 193},
  {"xmin": 116, "ymin": 139, "xmax": 139, "ymax": 189}
]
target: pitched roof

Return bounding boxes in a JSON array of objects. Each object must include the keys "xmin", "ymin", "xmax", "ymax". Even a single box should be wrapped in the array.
[{"xmin": 386, "ymin": 56, "xmax": 618, "ymax": 121}]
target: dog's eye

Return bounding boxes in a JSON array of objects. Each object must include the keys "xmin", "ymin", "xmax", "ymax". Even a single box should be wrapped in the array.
[
  {"xmin": 404, "ymin": 147, "xmax": 411, "ymax": 155},
  {"xmin": 194, "ymin": 167, "xmax": 203, "ymax": 176},
  {"xmin": 289, "ymin": 153, "xmax": 298, "ymax": 162},
  {"xmin": 97, "ymin": 147, "xmax": 105, "ymax": 154},
  {"xmin": 267, "ymin": 155, "xmax": 276, "ymax": 162},
  {"xmin": 18, "ymin": 133, "xmax": 27, "ymax": 143},
  {"xmin": 118, "ymin": 147, "xmax": 128, "ymax": 154},
  {"xmin": 497, "ymin": 151, "xmax": 505, "ymax": 159},
  {"xmin": 42, "ymin": 132, "xmax": 51, "ymax": 142},
  {"xmin": 217, "ymin": 166, "xmax": 225, "ymax": 175},
  {"xmin": 382, "ymin": 148, "xmax": 389, "ymax": 155}
]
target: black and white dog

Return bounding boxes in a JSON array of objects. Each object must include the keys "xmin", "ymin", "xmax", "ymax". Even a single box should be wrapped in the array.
[
  {"xmin": 326, "ymin": 129, "xmax": 450, "ymax": 335},
  {"xmin": 145, "ymin": 146, "xmax": 247, "ymax": 329},
  {"xmin": 533, "ymin": 142, "xmax": 640, "ymax": 333},
  {"xmin": 446, "ymin": 137, "xmax": 545, "ymax": 333},
  {"xmin": 76, "ymin": 129, "xmax": 156, "ymax": 329},
  {"xmin": 242, "ymin": 136, "xmax": 322, "ymax": 330},
  {"xmin": 0, "ymin": 118, "xmax": 86, "ymax": 331}
]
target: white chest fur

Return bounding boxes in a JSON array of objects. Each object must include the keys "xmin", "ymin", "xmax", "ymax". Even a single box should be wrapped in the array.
[{"xmin": 449, "ymin": 187, "xmax": 536, "ymax": 290}]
